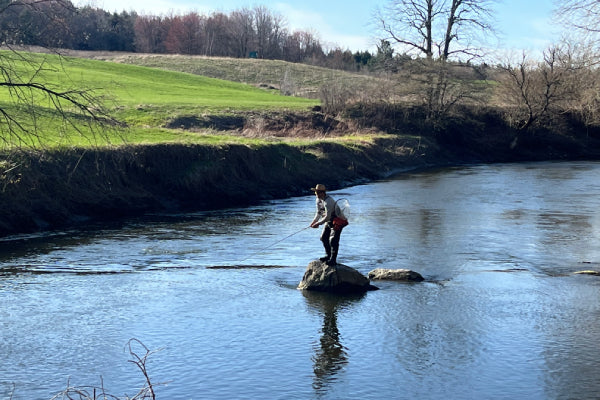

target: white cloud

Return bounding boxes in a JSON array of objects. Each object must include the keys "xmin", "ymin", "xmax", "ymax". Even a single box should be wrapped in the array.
[
  {"xmin": 274, "ymin": 2, "xmax": 374, "ymax": 51},
  {"xmin": 274, "ymin": 3, "xmax": 327, "ymax": 33}
]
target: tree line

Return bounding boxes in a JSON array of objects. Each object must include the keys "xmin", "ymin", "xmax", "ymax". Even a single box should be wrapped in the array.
[{"xmin": 0, "ymin": 0, "xmax": 379, "ymax": 72}]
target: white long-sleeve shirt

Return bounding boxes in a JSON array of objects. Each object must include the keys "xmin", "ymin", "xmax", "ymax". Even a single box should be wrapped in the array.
[{"xmin": 312, "ymin": 195, "xmax": 336, "ymax": 226}]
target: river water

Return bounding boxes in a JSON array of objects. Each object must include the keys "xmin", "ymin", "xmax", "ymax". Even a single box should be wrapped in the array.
[{"xmin": 2, "ymin": 161, "xmax": 600, "ymax": 400}]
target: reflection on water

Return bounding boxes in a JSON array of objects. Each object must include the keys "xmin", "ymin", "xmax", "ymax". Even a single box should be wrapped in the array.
[
  {"xmin": 2, "ymin": 161, "xmax": 600, "ymax": 400},
  {"xmin": 302, "ymin": 291, "xmax": 364, "ymax": 394}
]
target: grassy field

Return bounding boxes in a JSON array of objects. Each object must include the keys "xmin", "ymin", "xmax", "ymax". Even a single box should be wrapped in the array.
[
  {"xmin": 0, "ymin": 50, "xmax": 325, "ymax": 148},
  {"xmin": 69, "ymin": 51, "xmax": 387, "ymax": 99}
]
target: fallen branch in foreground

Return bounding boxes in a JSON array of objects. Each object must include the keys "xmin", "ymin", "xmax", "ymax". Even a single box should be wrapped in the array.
[{"xmin": 50, "ymin": 339, "xmax": 163, "ymax": 400}]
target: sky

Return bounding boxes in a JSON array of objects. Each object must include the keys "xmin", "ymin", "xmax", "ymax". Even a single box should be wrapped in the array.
[{"xmin": 80, "ymin": 0, "xmax": 560, "ymax": 56}]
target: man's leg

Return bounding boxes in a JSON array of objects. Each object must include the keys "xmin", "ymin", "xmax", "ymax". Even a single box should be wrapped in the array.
[
  {"xmin": 327, "ymin": 228, "xmax": 342, "ymax": 265},
  {"xmin": 320, "ymin": 225, "xmax": 332, "ymax": 261}
]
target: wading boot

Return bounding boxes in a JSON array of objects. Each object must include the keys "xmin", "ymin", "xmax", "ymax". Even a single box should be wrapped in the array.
[
  {"xmin": 320, "ymin": 243, "xmax": 331, "ymax": 262},
  {"xmin": 326, "ymin": 251, "xmax": 337, "ymax": 266}
]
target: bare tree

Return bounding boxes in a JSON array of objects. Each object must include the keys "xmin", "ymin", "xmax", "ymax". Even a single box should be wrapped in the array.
[
  {"xmin": 375, "ymin": 0, "xmax": 497, "ymax": 123},
  {"xmin": 376, "ymin": 0, "xmax": 496, "ymax": 61},
  {"xmin": 253, "ymin": 5, "xmax": 286, "ymax": 59},
  {"xmin": 165, "ymin": 13, "xmax": 202, "ymax": 55},
  {"xmin": 282, "ymin": 30, "xmax": 323, "ymax": 63},
  {"xmin": 229, "ymin": 8, "xmax": 255, "ymax": 58},
  {"xmin": 134, "ymin": 15, "xmax": 168, "ymax": 53},
  {"xmin": 556, "ymin": 0, "xmax": 600, "ymax": 36},
  {"xmin": 377, "ymin": 0, "xmax": 439, "ymax": 60},
  {"xmin": 498, "ymin": 41, "xmax": 596, "ymax": 130}
]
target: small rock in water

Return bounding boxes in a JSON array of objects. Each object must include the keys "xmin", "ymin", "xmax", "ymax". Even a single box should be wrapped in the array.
[
  {"xmin": 368, "ymin": 268, "xmax": 424, "ymax": 282},
  {"xmin": 298, "ymin": 260, "xmax": 378, "ymax": 294},
  {"xmin": 574, "ymin": 270, "xmax": 600, "ymax": 276}
]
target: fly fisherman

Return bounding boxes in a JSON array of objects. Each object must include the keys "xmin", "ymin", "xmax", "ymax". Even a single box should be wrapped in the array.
[{"xmin": 310, "ymin": 184, "xmax": 343, "ymax": 266}]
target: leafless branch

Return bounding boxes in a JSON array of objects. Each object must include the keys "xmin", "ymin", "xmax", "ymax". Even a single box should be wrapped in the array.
[
  {"xmin": 49, "ymin": 339, "xmax": 163, "ymax": 400},
  {"xmin": 376, "ymin": 0, "xmax": 497, "ymax": 61},
  {"xmin": 0, "ymin": 0, "xmax": 123, "ymax": 150},
  {"xmin": 126, "ymin": 338, "xmax": 160, "ymax": 400},
  {"xmin": 556, "ymin": 0, "xmax": 600, "ymax": 34},
  {"xmin": 498, "ymin": 41, "xmax": 600, "ymax": 131}
]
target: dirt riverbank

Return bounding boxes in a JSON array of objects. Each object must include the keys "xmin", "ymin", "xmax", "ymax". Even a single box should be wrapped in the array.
[
  {"xmin": 0, "ymin": 135, "xmax": 437, "ymax": 237},
  {"xmin": 2, "ymin": 108, "xmax": 600, "ymax": 238}
]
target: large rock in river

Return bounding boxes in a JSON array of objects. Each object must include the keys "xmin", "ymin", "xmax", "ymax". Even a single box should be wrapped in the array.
[
  {"xmin": 368, "ymin": 268, "xmax": 424, "ymax": 282},
  {"xmin": 298, "ymin": 260, "xmax": 378, "ymax": 294}
]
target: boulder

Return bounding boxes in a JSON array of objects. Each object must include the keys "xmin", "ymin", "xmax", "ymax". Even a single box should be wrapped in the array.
[
  {"xmin": 368, "ymin": 268, "xmax": 424, "ymax": 282},
  {"xmin": 298, "ymin": 260, "xmax": 379, "ymax": 294}
]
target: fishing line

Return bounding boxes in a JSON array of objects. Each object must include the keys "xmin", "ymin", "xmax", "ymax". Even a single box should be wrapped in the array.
[
  {"xmin": 237, "ymin": 225, "xmax": 311, "ymax": 263},
  {"xmin": 234, "ymin": 197, "xmax": 350, "ymax": 264}
]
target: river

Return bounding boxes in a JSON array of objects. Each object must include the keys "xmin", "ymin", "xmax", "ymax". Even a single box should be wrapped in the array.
[{"xmin": 2, "ymin": 161, "xmax": 600, "ymax": 400}]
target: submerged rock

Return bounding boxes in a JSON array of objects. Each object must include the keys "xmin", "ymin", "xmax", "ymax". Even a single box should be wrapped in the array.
[
  {"xmin": 574, "ymin": 270, "xmax": 600, "ymax": 276},
  {"xmin": 298, "ymin": 260, "xmax": 378, "ymax": 294},
  {"xmin": 206, "ymin": 264, "xmax": 287, "ymax": 269},
  {"xmin": 368, "ymin": 268, "xmax": 424, "ymax": 282}
]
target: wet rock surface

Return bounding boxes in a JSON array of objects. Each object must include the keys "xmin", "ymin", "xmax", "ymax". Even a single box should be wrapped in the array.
[
  {"xmin": 368, "ymin": 268, "xmax": 424, "ymax": 282},
  {"xmin": 298, "ymin": 260, "xmax": 378, "ymax": 294}
]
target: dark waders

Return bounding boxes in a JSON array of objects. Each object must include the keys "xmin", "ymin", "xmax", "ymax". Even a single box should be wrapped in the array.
[{"xmin": 320, "ymin": 222, "xmax": 342, "ymax": 265}]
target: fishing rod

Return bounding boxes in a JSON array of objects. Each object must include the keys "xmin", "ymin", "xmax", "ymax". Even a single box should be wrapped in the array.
[
  {"xmin": 234, "ymin": 197, "xmax": 350, "ymax": 264},
  {"xmin": 237, "ymin": 225, "xmax": 312, "ymax": 263}
]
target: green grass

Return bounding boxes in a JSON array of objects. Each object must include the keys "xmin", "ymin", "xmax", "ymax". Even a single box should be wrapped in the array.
[
  {"xmin": 61, "ymin": 54, "xmax": 316, "ymax": 114},
  {"xmin": 90, "ymin": 53, "xmax": 386, "ymax": 98},
  {"xmin": 0, "ymin": 51, "xmax": 320, "ymax": 149}
]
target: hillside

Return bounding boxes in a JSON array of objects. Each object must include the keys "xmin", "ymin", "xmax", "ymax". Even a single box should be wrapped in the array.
[
  {"xmin": 0, "ymin": 49, "xmax": 326, "ymax": 148},
  {"xmin": 79, "ymin": 51, "xmax": 492, "ymax": 104},
  {"xmin": 30, "ymin": 48, "xmax": 388, "ymax": 100}
]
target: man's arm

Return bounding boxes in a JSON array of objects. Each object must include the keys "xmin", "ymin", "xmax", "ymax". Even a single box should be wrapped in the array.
[{"xmin": 310, "ymin": 199, "xmax": 322, "ymax": 227}]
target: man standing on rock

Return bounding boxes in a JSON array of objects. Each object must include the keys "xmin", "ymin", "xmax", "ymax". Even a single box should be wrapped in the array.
[{"xmin": 310, "ymin": 184, "xmax": 344, "ymax": 266}]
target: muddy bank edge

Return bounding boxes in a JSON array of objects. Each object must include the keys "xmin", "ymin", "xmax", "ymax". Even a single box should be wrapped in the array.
[
  {"xmin": 3, "ymin": 126, "xmax": 600, "ymax": 238},
  {"xmin": 0, "ymin": 136, "xmax": 437, "ymax": 237}
]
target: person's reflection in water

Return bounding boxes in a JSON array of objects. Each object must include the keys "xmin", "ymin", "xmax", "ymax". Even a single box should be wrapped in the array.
[{"xmin": 303, "ymin": 290, "xmax": 365, "ymax": 395}]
